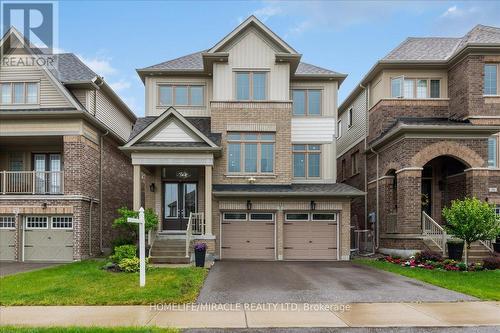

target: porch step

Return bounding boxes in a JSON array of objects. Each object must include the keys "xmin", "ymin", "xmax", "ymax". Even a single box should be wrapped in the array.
[
  {"xmin": 150, "ymin": 256, "xmax": 190, "ymax": 264},
  {"xmin": 150, "ymin": 249, "xmax": 187, "ymax": 257}
]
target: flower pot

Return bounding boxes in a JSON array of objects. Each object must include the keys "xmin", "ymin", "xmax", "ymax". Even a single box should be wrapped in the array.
[
  {"xmin": 195, "ymin": 249, "xmax": 206, "ymax": 267},
  {"xmin": 447, "ymin": 241, "xmax": 464, "ymax": 261}
]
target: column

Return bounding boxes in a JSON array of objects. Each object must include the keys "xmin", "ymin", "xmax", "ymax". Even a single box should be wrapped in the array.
[
  {"xmin": 465, "ymin": 168, "xmax": 489, "ymax": 201},
  {"xmin": 396, "ymin": 168, "xmax": 422, "ymax": 234},
  {"xmin": 204, "ymin": 165, "xmax": 213, "ymax": 235},
  {"xmin": 133, "ymin": 165, "xmax": 141, "ymax": 211}
]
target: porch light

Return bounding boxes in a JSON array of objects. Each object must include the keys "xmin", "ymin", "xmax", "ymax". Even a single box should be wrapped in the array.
[
  {"xmin": 247, "ymin": 200, "xmax": 252, "ymax": 210},
  {"xmin": 149, "ymin": 183, "xmax": 156, "ymax": 192},
  {"xmin": 310, "ymin": 200, "xmax": 316, "ymax": 211}
]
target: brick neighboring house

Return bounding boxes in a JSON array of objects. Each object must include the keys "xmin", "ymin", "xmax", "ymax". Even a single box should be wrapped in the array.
[
  {"xmin": 122, "ymin": 16, "xmax": 363, "ymax": 263},
  {"xmin": 0, "ymin": 28, "xmax": 136, "ymax": 262},
  {"xmin": 337, "ymin": 25, "xmax": 500, "ymax": 258}
]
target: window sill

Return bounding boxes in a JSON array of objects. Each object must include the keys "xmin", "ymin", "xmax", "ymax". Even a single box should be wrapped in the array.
[{"xmin": 225, "ymin": 174, "xmax": 276, "ymax": 179}]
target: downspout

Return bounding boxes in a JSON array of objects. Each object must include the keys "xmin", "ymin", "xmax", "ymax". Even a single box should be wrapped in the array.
[
  {"xmin": 360, "ymin": 83, "xmax": 369, "ymax": 231},
  {"xmin": 99, "ymin": 130, "xmax": 109, "ymax": 254},
  {"xmin": 370, "ymin": 147, "xmax": 380, "ymax": 250},
  {"xmin": 89, "ymin": 199, "xmax": 93, "ymax": 257}
]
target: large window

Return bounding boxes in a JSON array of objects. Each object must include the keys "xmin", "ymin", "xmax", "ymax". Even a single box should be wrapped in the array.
[
  {"xmin": 293, "ymin": 144, "xmax": 321, "ymax": 179},
  {"xmin": 235, "ymin": 72, "xmax": 267, "ymax": 100},
  {"xmin": 292, "ymin": 89, "xmax": 321, "ymax": 115},
  {"xmin": 227, "ymin": 132, "xmax": 275, "ymax": 174},
  {"xmin": 484, "ymin": 64, "xmax": 498, "ymax": 95},
  {"xmin": 158, "ymin": 85, "xmax": 204, "ymax": 106},
  {"xmin": 0, "ymin": 82, "xmax": 39, "ymax": 105},
  {"xmin": 488, "ymin": 136, "xmax": 497, "ymax": 168},
  {"xmin": 391, "ymin": 77, "xmax": 441, "ymax": 99}
]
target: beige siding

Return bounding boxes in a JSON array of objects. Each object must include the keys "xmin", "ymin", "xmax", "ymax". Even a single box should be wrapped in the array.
[
  {"xmin": 290, "ymin": 81, "xmax": 338, "ymax": 116},
  {"xmin": 71, "ymin": 89, "xmax": 88, "ymax": 109},
  {"xmin": 145, "ymin": 119, "xmax": 201, "ymax": 143},
  {"xmin": 0, "ymin": 62, "xmax": 72, "ymax": 109},
  {"xmin": 322, "ymin": 142, "xmax": 336, "ymax": 181},
  {"xmin": 95, "ymin": 90, "xmax": 132, "ymax": 141},
  {"xmin": 0, "ymin": 119, "xmax": 83, "ymax": 136},
  {"xmin": 291, "ymin": 118, "xmax": 336, "ymax": 143},
  {"xmin": 145, "ymin": 76, "xmax": 212, "ymax": 117},
  {"xmin": 337, "ymin": 89, "xmax": 367, "ymax": 157}
]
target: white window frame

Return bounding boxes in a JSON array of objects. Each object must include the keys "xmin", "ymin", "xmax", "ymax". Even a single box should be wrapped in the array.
[
  {"xmin": 391, "ymin": 76, "xmax": 442, "ymax": 99},
  {"xmin": 51, "ymin": 216, "xmax": 73, "ymax": 230},
  {"xmin": 0, "ymin": 81, "xmax": 39, "ymax": 105},
  {"xmin": 0, "ymin": 216, "xmax": 16, "ymax": 229},
  {"xmin": 249, "ymin": 212, "xmax": 274, "ymax": 222},
  {"xmin": 223, "ymin": 212, "xmax": 248, "ymax": 221},
  {"xmin": 25, "ymin": 216, "xmax": 49, "ymax": 229}
]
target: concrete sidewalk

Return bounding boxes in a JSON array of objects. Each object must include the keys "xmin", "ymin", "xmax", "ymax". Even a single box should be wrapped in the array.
[{"xmin": 1, "ymin": 302, "xmax": 499, "ymax": 328}]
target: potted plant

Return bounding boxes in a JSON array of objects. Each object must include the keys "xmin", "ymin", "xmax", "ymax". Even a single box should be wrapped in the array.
[
  {"xmin": 446, "ymin": 239, "xmax": 464, "ymax": 261},
  {"xmin": 442, "ymin": 197, "xmax": 500, "ymax": 265},
  {"xmin": 194, "ymin": 242, "xmax": 207, "ymax": 267}
]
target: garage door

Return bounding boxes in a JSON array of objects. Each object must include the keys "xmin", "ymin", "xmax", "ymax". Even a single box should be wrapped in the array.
[
  {"xmin": 0, "ymin": 216, "xmax": 16, "ymax": 261},
  {"xmin": 284, "ymin": 212, "xmax": 338, "ymax": 260},
  {"xmin": 221, "ymin": 212, "xmax": 275, "ymax": 260},
  {"xmin": 24, "ymin": 216, "xmax": 74, "ymax": 262}
]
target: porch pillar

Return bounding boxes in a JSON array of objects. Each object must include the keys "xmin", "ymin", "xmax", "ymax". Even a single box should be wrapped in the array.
[
  {"xmin": 133, "ymin": 165, "xmax": 141, "ymax": 211},
  {"xmin": 465, "ymin": 168, "xmax": 489, "ymax": 201},
  {"xmin": 395, "ymin": 168, "xmax": 422, "ymax": 234},
  {"xmin": 204, "ymin": 165, "xmax": 213, "ymax": 235}
]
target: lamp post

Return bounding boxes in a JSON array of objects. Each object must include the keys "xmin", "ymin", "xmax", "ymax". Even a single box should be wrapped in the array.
[{"xmin": 127, "ymin": 207, "xmax": 146, "ymax": 287}]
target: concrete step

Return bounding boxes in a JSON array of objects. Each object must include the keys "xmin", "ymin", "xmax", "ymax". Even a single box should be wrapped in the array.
[
  {"xmin": 150, "ymin": 249, "xmax": 187, "ymax": 257},
  {"xmin": 150, "ymin": 256, "xmax": 190, "ymax": 264}
]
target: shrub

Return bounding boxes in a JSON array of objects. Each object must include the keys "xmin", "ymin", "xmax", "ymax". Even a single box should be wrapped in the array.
[
  {"xmin": 111, "ymin": 236, "xmax": 134, "ymax": 249},
  {"xmin": 457, "ymin": 262, "xmax": 467, "ymax": 271},
  {"xmin": 118, "ymin": 257, "xmax": 140, "ymax": 273},
  {"xmin": 110, "ymin": 244, "xmax": 137, "ymax": 264},
  {"xmin": 415, "ymin": 250, "xmax": 442, "ymax": 263},
  {"xmin": 113, "ymin": 207, "xmax": 158, "ymax": 236},
  {"xmin": 482, "ymin": 256, "xmax": 500, "ymax": 270},
  {"xmin": 443, "ymin": 259, "xmax": 457, "ymax": 265}
]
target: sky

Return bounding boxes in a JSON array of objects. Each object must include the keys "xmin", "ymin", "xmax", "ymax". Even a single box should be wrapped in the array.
[{"xmin": 24, "ymin": 1, "xmax": 500, "ymax": 116}]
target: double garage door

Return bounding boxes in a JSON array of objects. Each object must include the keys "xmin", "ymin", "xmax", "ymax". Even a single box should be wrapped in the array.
[
  {"xmin": 0, "ymin": 215, "xmax": 74, "ymax": 262},
  {"xmin": 221, "ymin": 211, "xmax": 338, "ymax": 261}
]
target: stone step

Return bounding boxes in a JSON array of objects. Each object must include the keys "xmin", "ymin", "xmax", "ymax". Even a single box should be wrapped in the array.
[{"xmin": 150, "ymin": 256, "xmax": 190, "ymax": 264}]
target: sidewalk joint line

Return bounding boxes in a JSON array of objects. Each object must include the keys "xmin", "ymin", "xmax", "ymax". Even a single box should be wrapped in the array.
[
  {"xmin": 243, "ymin": 306, "xmax": 249, "ymax": 328},
  {"xmin": 404, "ymin": 302, "xmax": 449, "ymax": 326},
  {"xmin": 145, "ymin": 309, "xmax": 161, "ymax": 326},
  {"xmin": 329, "ymin": 308, "xmax": 350, "ymax": 327}
]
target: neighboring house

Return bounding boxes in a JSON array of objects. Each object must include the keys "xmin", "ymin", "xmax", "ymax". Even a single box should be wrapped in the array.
[
  {"xmin": 337, "ymin": 25, "xmax": 500, "ymax": 258},
  {"xmin": 123, "ymin": 16, "xmax": 363, "ymax": 263},
  {"xmin": 0, "ymin": 28, "xmax": 136, "ymax": 262}
]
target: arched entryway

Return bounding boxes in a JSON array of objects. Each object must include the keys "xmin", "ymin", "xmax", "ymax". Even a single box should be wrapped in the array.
[{"xmin": 421, "ymin": 156, "xmax": 468, "ymax": 224}]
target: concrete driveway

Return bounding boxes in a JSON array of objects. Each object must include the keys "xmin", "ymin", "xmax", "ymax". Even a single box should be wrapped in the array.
[
  {"xmin": 197, "ymin": 261, "xmax": 476, "ymax": 304},
  {"xmin": 0, "ymin": 262, "xmax": 61, "ymax": 277}
]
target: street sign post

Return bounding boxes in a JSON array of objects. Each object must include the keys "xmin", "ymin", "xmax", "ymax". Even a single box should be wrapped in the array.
[{"xmin": 127, "ymin": 207, "xmax": 146, "ymax": 287}]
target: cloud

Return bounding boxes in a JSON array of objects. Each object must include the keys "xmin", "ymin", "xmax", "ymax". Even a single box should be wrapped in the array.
[
  {"xmin": 77, "ymin": 54, "xmax": 117, "ymax": 76},
  {"xmin": 109, "ymin": 79, "xmax": 131, "ymax": 92},
  {"xmin": 435, "ymin": 2, "xmax": 500, "ymax": 35},
  {"xmin": 441, "ymin": 5, "xmax": 459, "ymax": 18},
  {"xmin": 253, "ymin": 3, "xmax": 283, "ymax": 22}
]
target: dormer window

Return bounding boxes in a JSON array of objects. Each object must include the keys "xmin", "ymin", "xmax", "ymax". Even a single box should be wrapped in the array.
[
  {"xmin": 0, "ymin": 82, "xmax": 39, "ymax": 105},
  {"xmin": 235, "ymin": 71, "xmax": 267, "ymax": 101}
]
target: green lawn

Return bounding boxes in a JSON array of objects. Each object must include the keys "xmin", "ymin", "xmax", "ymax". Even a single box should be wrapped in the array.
[
  {"xmin": 355, "ymin": 258, "xmax": 500, "ymax": 300},
  {"xmin": 0, "ymin": 327, "xmax": 178, "ymax": 333},
  {"xmin": 0, "ymin": 260, "xmax": 207, "ymax": 305}
]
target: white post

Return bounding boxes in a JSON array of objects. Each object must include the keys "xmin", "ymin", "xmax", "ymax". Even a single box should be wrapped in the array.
[{"xmin": 127, "ymin": 207, "xmax": 146, "ymax": 287}]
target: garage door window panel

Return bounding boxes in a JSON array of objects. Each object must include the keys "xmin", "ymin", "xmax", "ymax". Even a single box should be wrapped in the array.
[
  {"xmin": 223, "ymin": 212, "xmax": 247, "ymax": 221},
  {"xmin": 26, "ymin": 216, "xmax": 48, "ymax": 229},
  {"xmin": 312, "ymin": 213, "xmax": 337, "ymax": 221},
  {"xmin": 51, "ymin": 216, "xmax": 73, "ymax": 229},
  {"xmin": 0, "ymin": 216, "xmax": 15, "ymax": 229},
  {"xmin": 285, "ymin": 213, "xmax": 309, "ymax": 221},
  {"xmin": 249, "ymin": 213, "xmax": 274, "ymax": 221}
]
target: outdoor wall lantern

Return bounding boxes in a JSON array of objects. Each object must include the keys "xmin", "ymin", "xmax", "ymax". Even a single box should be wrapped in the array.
[
  {"xmin": 247, "ymin": 200, "xmax": 252, "ymax": 210},
  {"xmin": 149, "ymin": 183, "xmax": 156, "ymax": 192},
  {"xmin": 310, "ymin": 200, "xmax": 316, "ymax": 211}
]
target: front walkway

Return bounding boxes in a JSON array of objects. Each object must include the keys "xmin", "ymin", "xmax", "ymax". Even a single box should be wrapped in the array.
[{"xmin": 1, "ymin": 302, "xmax": 499, "ymax": 328}]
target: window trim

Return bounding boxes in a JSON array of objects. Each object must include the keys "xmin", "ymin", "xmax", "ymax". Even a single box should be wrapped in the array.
[
  {"xmin": 285, "ymin": 212, "xmax": 310, "ymax": 221},
  {"xmin": 391, "ymin": 76, "xmax": 442, "ymax": 99},
  {"xmin": 0, "ymin": 81, "xmax": 40, "ymax": 105},
  {"xmin": 234, "ymin": 70, "xmax": 269, "ymax": 101},
  {"xmin": 291, "ymin": 88, "xmax": 323, "ymax": 116},
  {"xmin": 249, "ymin": 212, "xmax": 274, "ymax": 222},
  {"xmin": 292, "ymin": 144, "xmax": 322, "ymax": 179},
  {"xmin": 311, "ymin": 212, "xmax": 337, "ymax": 222},
  {"xmin": 0, "ymin": 216, "xmax": 16, "ymax": 229},
  {"xmin": 223, "ymin": 212, "xmax": 248, "ymax": 221},
  {"xmin": 227, "ymin": 132, "xmax": 275, "ymax": 175},
  {"xmin": 51, "ymin": 216, "xmax": 74, "ymax": 230},
  {"xmin": 157, "ymin": 84, "xmax": 205, "ymax": 107},
  {"xmin": 25, "ymin": 216, "xmax": 49, "ymax": 230},
  {"xmin": 484, "ymin": 64, "xmax": 499, "ymax": 96},
  {"xmin": 488, "ymin": 135, "xmax": 498, "ymax": 168}
]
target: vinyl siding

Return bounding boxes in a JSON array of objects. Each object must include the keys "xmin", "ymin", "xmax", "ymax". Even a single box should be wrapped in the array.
[
  {"xmin": 71, "ymin": 89, "xmax": 88, "ymax": 109},
  {"xmin": 291, "ymin": 118, "xmax": 336, "ymax": 143},
  {"xmin": 337, "ymin": 89, "xmax": 367, "ymax": 157},
  {"xmin": 95, "ymin": 90, "xmax": 132, "ymax": 141}
]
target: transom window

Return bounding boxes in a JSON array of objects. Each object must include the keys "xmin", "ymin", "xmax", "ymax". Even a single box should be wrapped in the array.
[
  {"xmin": 235, "ymin": 72, "xmax": 267, "ymax": 101},
  {"xmin": 0, "ymin": 216, "xmax": 15, "ymax": 229},
  {"xmin": 292, "ymin": 89, "xmax": 321, "ymax": 115},
  {"xmin": 285, "ymin": 212, "xmax": 337, "ymax": 221},
  {"xmin": 227, "ymin": 132, "xmax": 275, "ymax": 174},
  {"xmin": 391, "ymin": 77, "xmax": 441, "ymax": 99},
  {"xmin": 51, "ymin": 216, "xmax": 73, "ymax": 229},
  {"xmin": 158, "ymin": 85, "xmax": 204, "ymax": 106},
  {"xmin": 0, "ymin": 82, "xmax": 39, "ymax": 105},
  {"xmin": 484, "ymin": 64, "xmax": 498, "ymax": 95},
  {"xmin": 293, "ymin": 144, "xmax": 321, "ymax": 179},
  {"xmin": 25, "ymin": 216, "xmax": 48, "ymax": 229}
]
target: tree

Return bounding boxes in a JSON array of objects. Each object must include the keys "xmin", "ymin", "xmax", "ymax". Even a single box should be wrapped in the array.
[
  {"xmin": 113, "ymin": 207, "xmax": 158, "ymax": 240},
  {"xmin": 442, "ymin": 197, "xmax": 500, "ymax": 265}
]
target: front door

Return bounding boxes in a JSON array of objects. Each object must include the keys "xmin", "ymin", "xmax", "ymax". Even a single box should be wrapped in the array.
[{"xmin": 163, "ymin": 182, "xmax": 197, "ymax": 230}]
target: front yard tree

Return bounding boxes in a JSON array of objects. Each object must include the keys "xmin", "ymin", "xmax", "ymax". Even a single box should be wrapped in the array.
[
  {"xmin": 442, "ymin": 197, "xmax": 500, "ymax": 265},
  {"xmin": 113, "ymin": 207, "xmax": 158, "ymax": 239}
]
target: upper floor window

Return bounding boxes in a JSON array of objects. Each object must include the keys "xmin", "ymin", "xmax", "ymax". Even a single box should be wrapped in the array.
[
  {"xmin": 337, "ymin": 120, "xmax": 342, "ymax": 139},
  {"xmin": 292, "ymin": 89, "xmax": 321, "ymax": 115},
  {"xmin": 347, "ymin": 108, "xmax": 353, "ymax": 128},
  {"xmin": 158, "ymin": 85, "xmax": 204, "ymax": 106},
  {"xmin": 235, "ymin": 72, "xmax": 267, "ymax": 101},
  {"xmin": 484, "ymin": 64, "xmax": 498, "ymax": 96},
  {"xmin": 293, "ymin": 144, "xmax": 321, "ymax": 179},
  {"xmin": 0, "ymin": 82, "xmax": 39, "ymax": 105},
  {"xmin": 227, "ymin": 132, "xmax": 274, "ymax": 174},
  {"xmin": 488, "ymin": 136, "xmax": 497, "ymax": 168},
  {"xmin": 391, "ymin": 77, "xmax": 441, "ymax": 99}
]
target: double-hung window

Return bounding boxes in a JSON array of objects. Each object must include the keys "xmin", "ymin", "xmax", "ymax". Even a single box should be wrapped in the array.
[
  {"xmin": 158, "ymin": 85, "xmax": 204, "ymax": 106},
  {"xmin": 235, "ymin": 72, "xmax": 267, "ymax": 100},
  {"xmin": 391, "ymin": 77, "xmax": 441, "ymax": 99},
  {"xmin": 227, "ymin": 133, "xmax": 275, "ymax": 174},
  {"xmin": 488, "ymin": 136, "xmax": 497, "ymax": 168},
  {"xmin": 0, "ymin": 82, "xmax": 39, "ymax": 105},
  {"xmin": 292, "ymin": 89, "xmax": 321, "ymax": 115},
  {"xmin": 484, "ymin": 64, "xmax": 498, "ymax": 95},
  {"xmin": 293, "ymin": 144, "xmax": 321, "ymax": 179}
]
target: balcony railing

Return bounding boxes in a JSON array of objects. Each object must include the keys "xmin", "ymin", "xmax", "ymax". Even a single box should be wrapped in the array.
[{"xmin": 1, "ymin": 171, "xmax": 64, "ymax": 195}]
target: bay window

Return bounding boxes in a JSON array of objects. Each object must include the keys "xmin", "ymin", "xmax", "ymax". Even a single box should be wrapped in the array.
[
  {"xmin": 235, "ymin": 72, "xmax": 267, "ymax": 100},
  {"xmin": 292, "ymin": 89, "xmax": 321, "ymax": 115},
  {"xmin": 293, "ymin": 144, "xmax": 321, "ymax": 179},
  {"xmin": 391, "ymin": 77, "xmax": 441, "ymax": 99},
  {"xmin": 227, "ymin": 132, "xmax": 275, "ymax": 174},
  {"xmin": 0, "ymin": 82, "xmax": 39, "ymax": 105},
  {"xmin": 158, "ymin": 85, "xmax": 204, "ymax": 106}
]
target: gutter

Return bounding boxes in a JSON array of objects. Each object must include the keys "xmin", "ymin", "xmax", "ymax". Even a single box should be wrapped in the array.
[{"xmin": 213, "ymin": 191, "xmax": 365, "ymax": 197}]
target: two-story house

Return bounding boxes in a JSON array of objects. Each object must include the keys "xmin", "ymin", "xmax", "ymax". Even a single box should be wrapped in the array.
[
  {"xmin": 338, "ymin": 25, "xmax": 500, "ymax": 258},
  {"xmin": 122, "ymin": 16, "xmax": 363, "ymax": 263},
  {"xmin": 0, "ymin": 28, "xmax": 136, "ymax": 262}
]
